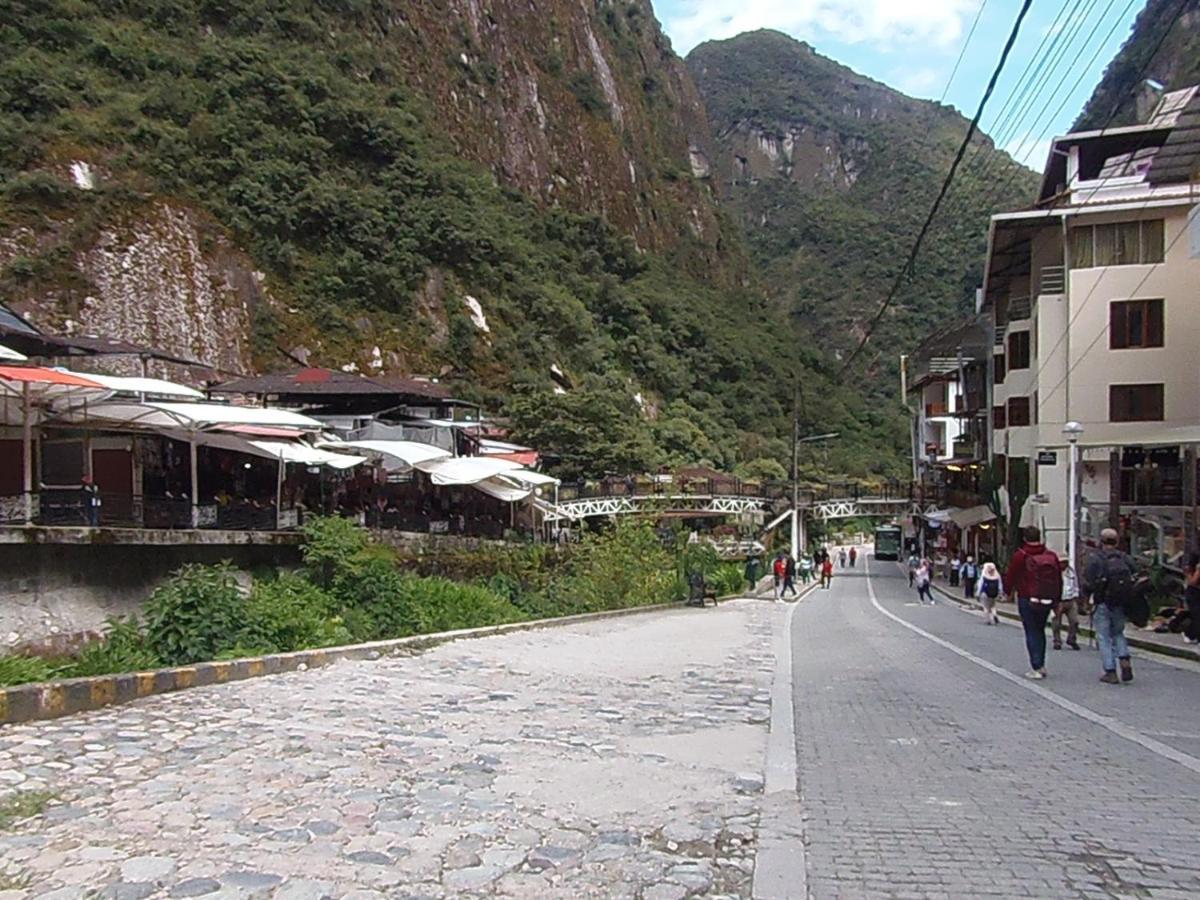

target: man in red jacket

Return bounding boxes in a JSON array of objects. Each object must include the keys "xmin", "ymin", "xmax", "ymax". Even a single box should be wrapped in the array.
[{"xmin": 1004, "ymin": 526, "xmax": 1062, "ymax": 679}]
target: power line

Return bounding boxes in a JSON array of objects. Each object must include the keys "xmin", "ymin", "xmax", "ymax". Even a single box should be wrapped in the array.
[
  {"xmin": 839, "ymin": 0, "xmax": 1036, "ymax": 375},
  {"xmin": 940, "ymin": 0, "xmax": 991, "ymax": 103}
]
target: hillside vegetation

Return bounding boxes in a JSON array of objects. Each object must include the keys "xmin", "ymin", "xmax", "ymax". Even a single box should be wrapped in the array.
[
  {"xmin": 0, "ymin": 1, "xmax": 908, "ymax": 479},
  {"xmin": 687, "ymin": 31, "xmax": 1040, "ymax": 384}
]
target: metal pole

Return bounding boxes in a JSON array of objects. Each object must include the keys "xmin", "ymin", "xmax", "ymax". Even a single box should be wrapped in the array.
[
  {"xmin": 275, "ymin": 451, "xmax": 284, "ymax": 530},
  {"xmin": 791, "ymin": 382, "xmax": 800, "ymax": 559},
  {"xmin": 189, "ymin": 435, "xmax": 199, "ymax": 528},
  {"xmin": 21, "ymin": 382, "xmax": 32, "ymax": 524},
  {"xmin": 1067, "ymin": 437, "xmax": 1078, "ymax": 569}
]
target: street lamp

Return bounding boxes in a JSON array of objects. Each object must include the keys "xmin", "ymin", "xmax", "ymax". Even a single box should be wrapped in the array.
[{"xmin": 1063, "ymin": 421, "xmax": 1084, "ymax": 569}]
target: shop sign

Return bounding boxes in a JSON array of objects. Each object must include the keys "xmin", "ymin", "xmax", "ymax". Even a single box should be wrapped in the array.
[{"xmin": 1036, "ymin": 450, "xmax": 1057, "ymax": 466}]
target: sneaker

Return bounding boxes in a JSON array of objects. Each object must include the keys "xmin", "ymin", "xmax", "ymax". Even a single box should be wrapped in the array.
[
  {"xmin": 1067, "ymin": 641, "xmax": 1081, "ymax": 651},
  {"xmin": 1053, "ymin": 642, "xmax": 1062, "ymax": 650},
  {"xmin": 1183, "ymin": 636, "xmax": 1198, "ymax": 645},
  {"xmin": 1024, "ymin": 670, "xmax": 1046, "ymax": 680},
  {"xmin": 1119, "ymin": 659, "xmax": 1133, "ymax": 683},
  {"xmin": 1100, "ymin": 671, "xmax": 1119, "ymax": 684}
]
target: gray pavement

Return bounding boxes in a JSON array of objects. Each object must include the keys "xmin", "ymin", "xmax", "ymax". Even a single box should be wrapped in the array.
[
  {"xmin": 790, "ymin": 559, "xmax": 1200, "ymax": 899},
  {"xmin": 0, "ymin": 603, "xmax": 775, "ymax": 899}
]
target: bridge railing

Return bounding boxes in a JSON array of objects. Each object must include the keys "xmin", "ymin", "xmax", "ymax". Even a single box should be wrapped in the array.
[{"xmin": 553, "ymin": 478, "xmax": 914, "ymax": 506}]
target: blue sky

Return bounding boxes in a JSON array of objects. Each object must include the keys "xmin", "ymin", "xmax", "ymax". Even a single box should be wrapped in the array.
[{"xmin": 657, "ymin": 0, "xmax": 1146, "ymax": 169}]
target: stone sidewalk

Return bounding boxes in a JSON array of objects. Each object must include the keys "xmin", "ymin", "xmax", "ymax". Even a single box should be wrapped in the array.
[{"xmin": 0, "ymin": 601, "xmax": 776, "ymax": 899}]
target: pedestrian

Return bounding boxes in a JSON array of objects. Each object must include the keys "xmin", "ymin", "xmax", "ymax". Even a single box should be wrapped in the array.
[
  {"xmin": 1083, "ymin": 528, "xmax": 1136, "ymax": 684},
  {"xmin": 849, "ymin": 546, "xmax": 857, "ymax": 568},
  {"xmin": 914, "ymin": 559, "xmax": 935, "ymax": 604},
  {"xmin": 1052, "ymin": 558, "xmax": 1081, "ymax": 651},
  {"xmin": 1004, "ymin": 526, "xmax": 1061, "ymax": 680},
  {"xmin": 772, "ymin": 552, "xmax": 786, "ymax": 601},
  {"xmin": 961, "ymin": 555, "xmax": 978, "ymax": 599},
  {"xmin": 80, "ymin": 474, "xmax": 101, "ymax": 527},
  {"xmin": 949, "ymin": 554, "xmax": 961, "ymax": 588},
  {"xmin": 976, "ymin": 561, "xmax": 1002, "ymax": 624},
  {"xmin": 907, "ymin": 552, "xmax": 919, "ymax": 587},
  {"xmin": 838, "ymin": 548, "xmax": 847, "ymax": 568},
  {"xmin": 744, "ymin": 556, "xmax": 762, "ymax": 595},
  {"xmin": 820, "ymin": 557, "xmax": 833, "ymax": 589},
  {"xmin": 799, "ymin": 553, "xmax": 814, "ymax": 585},
  {"xmin": 1184, "ymin": 553, "xmax": 1200, "ymax": 645},
  {"xmin": 783, "ymin": 554, "xmax": 798, "ymax": 598}
]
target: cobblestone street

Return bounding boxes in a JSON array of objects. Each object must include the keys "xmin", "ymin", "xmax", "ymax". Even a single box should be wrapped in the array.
[
  {"xmin": 0, "ymin": 604, "xmax": 774, "ymax": 899},
  {"xmin": 4, "ymin": 561, "xmax": 1200, "ymax": 899}
]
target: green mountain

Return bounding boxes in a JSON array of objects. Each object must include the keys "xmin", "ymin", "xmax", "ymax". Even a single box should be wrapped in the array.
[
  {"xmin": 0, "ymin": 1, "xmax": 908, "ymax": 479},
  {"xmin": 1075, "ymin": 0, "xmax": 1200, "ymax": 130},
  {"xmin": 686, "ymin": 30, "xmax": 1040, "ymax": 382}
]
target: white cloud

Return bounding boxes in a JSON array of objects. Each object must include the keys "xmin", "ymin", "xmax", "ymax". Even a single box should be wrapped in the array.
[
  {"xmin": 665, "ymin": 0, "xmax": 981, "ymax": 55},
  {"xmin": 892, "ymin": 67, "xmax": 944, "ymax": 97},
  {"xmin": 1002, "ymin": 132, "xmax": 1053, "ymax": 170}
]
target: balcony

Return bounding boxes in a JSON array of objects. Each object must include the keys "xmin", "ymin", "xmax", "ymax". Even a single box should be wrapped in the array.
[
  {"xmin": 925, "ymin": 402, "xmax": 949, "ymax": 417},
  {"xmin": 952, "ymin": 437, "xmax": 980, "ymax": 459}
]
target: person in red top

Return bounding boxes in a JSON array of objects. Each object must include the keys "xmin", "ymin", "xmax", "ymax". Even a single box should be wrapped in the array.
[
  {"xmin": 821, "ymin": 557, "xmax": 834, "ymax": 590},
  {"xmin": 1003, "ymin": 526, "xmax": 1062, "ymax": 680}
]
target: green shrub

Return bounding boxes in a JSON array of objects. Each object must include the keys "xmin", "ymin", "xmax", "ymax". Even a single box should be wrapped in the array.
[
  {"xmin": 63, "ymin": 617, "xmax": 160, "ymax": 678},
  {"xmin": 398, "ymin": 575, "xmax": 521, "ymax": 633},
  {"xmin": 301, "ymin": 515, "xmax": 372, "ymax": 588},
  {"xmin": 708, "ymin": 563, "xmax": 746, "ymax": 597},
  {"xmin": 240, "ymin": 574, "xmax": 350, "ymax": 653},
  {"xmin": 0, "ymin": 654, "xmax": 61, "ymax": 687},
  {"xmin": 334, "ymin": 556, "xmax": 427, "ymax": 641},
  {"xmin": 142, "ymin": 563, "xmax": 247, "ymax": 666},
  {"xmin": 551, "ymin": 520, "xmax": 678, "ymax": 613}
]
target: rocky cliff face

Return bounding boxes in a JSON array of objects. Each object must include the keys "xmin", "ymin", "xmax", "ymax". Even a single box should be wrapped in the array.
[{"xmin": 687, "ymin": 30, "xmax": 1038, "ymax": 376}]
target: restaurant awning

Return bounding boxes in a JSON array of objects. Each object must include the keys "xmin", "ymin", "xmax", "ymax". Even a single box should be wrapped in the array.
[
  {"xmin": 0, "ymin": 365, "xmax": 105, "ymax": 390},
  {"xmin": 247, "ymin": 440, "xmax": 366, "ymax": 470},
  {"xmin": 502, "ymin": 469, "xmax": 560, "ymax": 487},
  {"xmin": 949, "ymin": 505, "xmax": 997, "ymax": 529},
  {"xmin": 415, "ymin": 456, "xmax": 523, "ymax": 485},
  {"xmin": 471, "ymin": 476, "xmax": 532, "ymax": 503},
  {"xmin": 74, "ymin": 372, "xmax": 204, "ymax": 399},
  {"xmin": 319, "ymin": 439, "xmax": 452, "ymax": 470},
  {"xmin": 56, "ymin": 400, "xmax": 324, "ymax": 432},
  {"xmin": 0, "ymin": 343, "xmax": 27, "ymax": 362}
]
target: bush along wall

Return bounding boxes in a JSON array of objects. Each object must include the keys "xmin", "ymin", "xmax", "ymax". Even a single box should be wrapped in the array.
[{"xmin": 0, "ymin": 517, "xmax": 741, "ymax": 687}]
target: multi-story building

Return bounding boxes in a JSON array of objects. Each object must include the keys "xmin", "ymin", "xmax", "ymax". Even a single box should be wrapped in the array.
[{"xmin": 979, "ymin": 86, "xmax": 1200, "ymax": 565}]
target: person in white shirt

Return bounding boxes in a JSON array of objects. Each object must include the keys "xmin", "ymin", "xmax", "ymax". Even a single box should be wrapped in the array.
[
  {"xmin": 1053, "ymin": 558, "xmax": 1082, "ymax": 651},
  {"xmin": 976, "ymin": 561, "xmax": 1003, "ymax": 625}
]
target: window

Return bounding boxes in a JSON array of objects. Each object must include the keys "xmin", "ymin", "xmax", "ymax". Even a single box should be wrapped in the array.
[
  {"xmin": 1007, "ymin": 397, "xmax": 1031, "ymax": 427},
  {"xmin": 993, "ymin": 405, "xmax": 1007, "ymax": 430},
  {"xmin": 1110, "ymin": 299, "xmax": 1164, "ymax": 349},
  {"xmin": 994, "ymin": 353, "xmax": 1006, "ymax": 385},
  {"xmin": 1007, "ymin": 331, "xmax": 1031, "ymax": 370},
  {"xmin": 1109, "ymin": 384, "xmax": 1164, "ymax": 422},
  {"xmin": 1070, "ymin": 219, "xmax": 1165, "ymax": 268}
]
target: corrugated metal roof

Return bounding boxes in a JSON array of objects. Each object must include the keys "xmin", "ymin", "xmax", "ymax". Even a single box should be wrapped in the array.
[
  {"xmin": 212, "ymin": 368, "xmax": 452, "ymax": 399},
  {"xmin": 1147, "ymin": 89, "xmax": 1200, "ymax": 185}
]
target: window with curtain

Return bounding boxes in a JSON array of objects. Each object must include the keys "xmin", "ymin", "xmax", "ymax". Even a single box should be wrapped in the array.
[
  {"xmin": 1110, "ymin": 299, "xmax": 1164, "ymax": 349},
  {"xmin": 1007, "ymin": 331, "xmax": 1031, "ymax": 369},
  {"xmin": 1109, "ymin": 383, "xmax": 1164, "ymax": 422},
  {"xmin": 1072, "ymin": 219, "xmax": 1165, "ymax": 268},
  {"xmin": 1070, "ymin": 227, "xmax": 1093, "ymax": 268}
]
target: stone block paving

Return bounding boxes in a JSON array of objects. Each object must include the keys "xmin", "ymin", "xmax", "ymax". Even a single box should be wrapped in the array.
[
  {"xmin": 0, "ymin": 603, "xmax": 775, "ymax": 899},
  {"xmin": 793, "ymin": 567, "xmax": 1200, "ymax": 899}
]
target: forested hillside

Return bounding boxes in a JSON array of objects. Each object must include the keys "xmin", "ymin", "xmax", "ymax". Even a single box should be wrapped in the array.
[
  {"xmin": 687, "ymin": 31, "xmax": 1040, "ymax": 384},
  {"xmin": 0, "ymin": 1, "xmax": 908, "ymax": 479},
  {"xmin": 1076, "ymin": 0, "xmax": 1200, "ymax": 129}
]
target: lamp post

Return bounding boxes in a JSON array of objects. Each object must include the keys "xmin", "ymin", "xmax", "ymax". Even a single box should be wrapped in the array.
[{"xmin": 1063, "ymin": 421, "xmax": 1084, "ymax": 570}]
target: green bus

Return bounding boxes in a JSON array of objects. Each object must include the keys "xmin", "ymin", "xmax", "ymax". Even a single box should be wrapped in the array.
[{"xmin": 873, "ymin": 524, "xmax": 902, "ymax": 561}]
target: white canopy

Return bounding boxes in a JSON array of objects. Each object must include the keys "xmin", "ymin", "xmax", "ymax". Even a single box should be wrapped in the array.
[
  {"xmin": 72, "ymin": 372, "xmax": 204, "ymax": 399},
  {"xmin": 502, "ymin": 468, "xmax": 559, "ymax": 487},
  {"xmin": 0, "ymin": 343, "xmax": 27, "ymax": 361},
  {"xmin": 57, "ymin": 400, "xmax": 323, "ymax": 431},
  {"xmin": 249, "ymin": 440, "xmax": 366, "ymax": 470},
  {"xmin": 415, "ymin": 455, "xmax": 523, "ymax": 485},
  {"xmin": 472, "ymin": 476, "xmax": 532, "ymax": 503},
  {"xmin": 320, "ymin": 438, "xmax": 451, "ymax": 469}
]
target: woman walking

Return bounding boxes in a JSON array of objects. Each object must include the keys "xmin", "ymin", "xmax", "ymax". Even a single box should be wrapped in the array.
[
  {"xmin": 914, "ymin": 559, "xmax": 934, "ymax": 604},
  {"xmin": 976, "ymin": 561, "xmax": 1002, "ymax": 624}
]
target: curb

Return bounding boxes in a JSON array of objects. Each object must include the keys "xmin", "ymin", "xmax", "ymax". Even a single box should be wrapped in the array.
[
  {"xmin": 0, "ymin": 597, "xmax": 748, "ymax": 726},
  {"xmin": 927, "ymin": 581, "xmax": 1200, "ymax": 665}
]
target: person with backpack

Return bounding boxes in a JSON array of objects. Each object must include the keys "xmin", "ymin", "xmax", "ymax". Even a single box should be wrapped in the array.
[
  {"xmin": 1083, "ymin": 528, "xmax": 1137, "ymax": 684},
  {"xmin": 744, "ymin": 556, "xmax": 762, "ymax": 595},
  {"xmin": 1004, "ymin": 526, "xmax": 1061, "ymax": 680},
  {"xmin": 961, "ymin": 555, "xmax": 979, "ymax": 599},
  {"xmin": 1053, "ymin": 558, "xmax": 1082, "ymax": 651},
  {"xmin": 782, "ymin": 554, "xmax": 798, "ymax": 598},
  {"xmin": 976, "ymin": 561, "xmax": 1002, "ymax": 624},
  {"xmin": 772, "ymin": 552, "xmax": 786, "ymax": 601},
  {"xmin": 907, "ymin": 552, "xmax": 919, "ymax": 586}
]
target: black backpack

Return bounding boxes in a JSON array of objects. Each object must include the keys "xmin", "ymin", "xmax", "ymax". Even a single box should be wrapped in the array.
[{"xmin": 1096, "ymin": 551, "xmax": 1136, "ymax": 608}]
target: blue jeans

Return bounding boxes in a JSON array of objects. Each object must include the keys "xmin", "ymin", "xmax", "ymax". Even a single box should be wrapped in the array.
[
  {"xmin": 1018, "ymin": 597, "xmax": 1052, "ymax": 670},
  {"xmin": 1093, "ymin": 602, "xmax": 1130, "ymax": 672}
]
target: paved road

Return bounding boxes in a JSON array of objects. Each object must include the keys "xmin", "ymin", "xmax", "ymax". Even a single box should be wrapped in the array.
[
  {"xmin": 0, "ymin": 604, "xmax": 774, "ymax": 900},
  {"xmin": 788, "ymin": 558, "xmax": 1200, "ymax": 899},
  {"xmin": 3, "ymin": 562, "xmax": 1200, "ymax": 899}
]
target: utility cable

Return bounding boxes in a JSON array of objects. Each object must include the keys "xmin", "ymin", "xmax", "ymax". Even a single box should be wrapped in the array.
[
  {"xmin": 839, "ymin": 0, "xmax": 1036, "ymax": 375},
  {"xmin": 940, "ymin": 0, "xmax": 991, "ymax": 103}
]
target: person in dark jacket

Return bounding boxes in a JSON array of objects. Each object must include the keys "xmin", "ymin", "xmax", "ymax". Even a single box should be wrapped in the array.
[
  {"xmin": 1185, "ymin": 552, "xmax": 1200, "ymax": 646},
  {"xmin": 744, "ymin": 556, "xmax": 762, "ymax": 595},
  {"xmin": 1083, "ymin": 528, "xmax": 1135, "ymax": 684},
  {"xmin": 782, "ymin": 554, "xmax": 798, "ymax": 598},
  {"xmin": 1004, "ymin": 526, "xmax": 1060, "ymax": 680}
]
